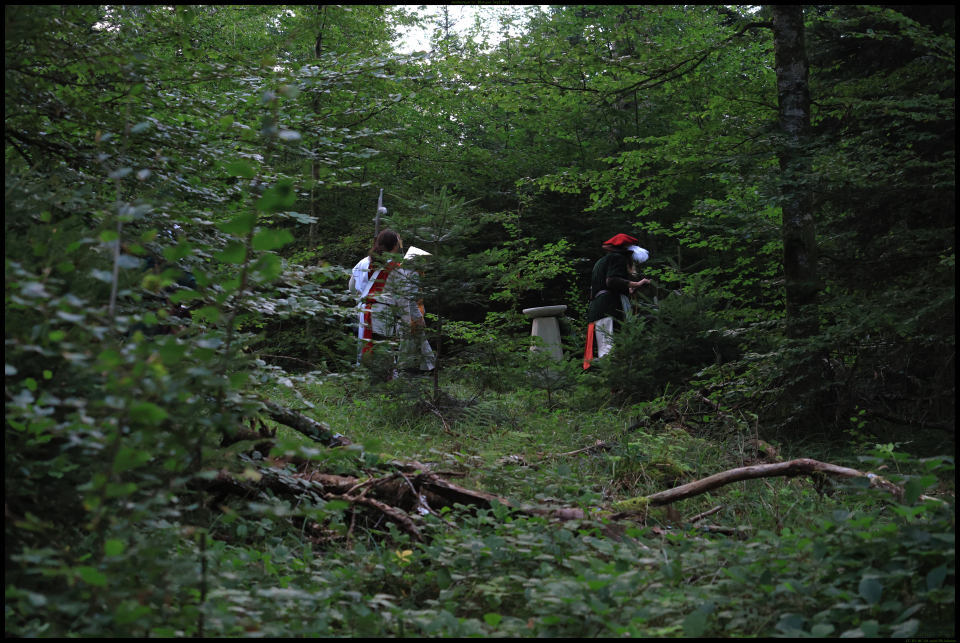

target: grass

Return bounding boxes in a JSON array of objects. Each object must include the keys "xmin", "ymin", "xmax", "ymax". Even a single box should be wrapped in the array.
[
  {"xmin": 255, "ymin": 371, "xmax": 917, "ymax": 536},
  {"xmin": 10, "ymin": 368, "xmax": 946, "ymax": 637},
  {"xmin": 196, "ymin": 367, "xmax": 951, "ymax": 637}
]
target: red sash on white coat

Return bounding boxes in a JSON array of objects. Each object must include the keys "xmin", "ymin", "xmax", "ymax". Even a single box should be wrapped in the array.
[{"xmin": 360, "ymin": 261, "xmax": 399, "ymax": 356}]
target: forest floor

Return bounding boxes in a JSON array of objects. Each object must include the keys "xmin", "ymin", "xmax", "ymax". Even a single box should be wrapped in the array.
[{"xmin": 213, "ymin": 374, "xmax": 955, "ymax": 637}]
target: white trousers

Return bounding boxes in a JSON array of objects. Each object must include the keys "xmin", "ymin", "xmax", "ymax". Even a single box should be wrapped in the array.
[
  {"xmin": 595, "ymin": 317, "xmax": 615, "ymax": 358},
  {"xmin": 595, "ymin": 295, "xmax": 630, "ymax": 358}
]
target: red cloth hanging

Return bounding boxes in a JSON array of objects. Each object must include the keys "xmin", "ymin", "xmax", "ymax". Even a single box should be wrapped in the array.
[
  {"xmin": 360, "ymin": 261, "xmax": 399, "ymax": 356},
  {"xmin": 583, "ymin": 322, "xmax": 596, "ymax": 370}
]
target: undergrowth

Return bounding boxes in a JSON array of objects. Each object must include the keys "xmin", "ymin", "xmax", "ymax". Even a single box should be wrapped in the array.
[
  {"xmin": 7, "ymin": 375, "xmax": 954, "ymax": 637},
  {"xmin": 48, "ymin": 377, "xmax": 945, "ymax": 637}
]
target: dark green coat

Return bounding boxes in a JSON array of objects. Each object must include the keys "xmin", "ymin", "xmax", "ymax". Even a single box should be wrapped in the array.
[{"xmin": 586, "ymin": 252, "xmax": 632, "ymax": 323}]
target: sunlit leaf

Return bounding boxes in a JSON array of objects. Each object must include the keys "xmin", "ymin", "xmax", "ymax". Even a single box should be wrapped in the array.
[
  {"xmin": 218, "ymin": 212, "xmax": 258, "ymax": 235},
  {"xmin": 214, "ymin": 242, "xmax": 247, "ymax": 264},
  {"xmin": 129, "ymin": 401, "xmax": 169, "ymax": 425},
  {"xmin": 76, "ymin": 566, "xmax": 107, "ymax": 587},
  {"xmin": 225, "ymin": 160, "xmax": 256, "ymax": 179},
  {"xmin": 256, "ymin": 179, "xmax": 297, "ymax": 212},
  {"xmin": 252, "ymin": 228, "xmax": 294, "ymax": 251}
]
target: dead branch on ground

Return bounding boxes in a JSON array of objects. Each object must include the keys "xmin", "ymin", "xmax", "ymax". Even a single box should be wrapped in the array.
[
  {"xmin": 208, "ymin": 413, "xmax": 927, "ymax": 548},
  {"xmin": 687, "ymin": 505, "xmax": 724, "ymax": 524},
  {"xmin": 261, "ymin": 399, "xmax": 353, "ymax": 447},
  {"xmin": 644, "ymin": 458, "xmax": 902, "ymax": 507}
]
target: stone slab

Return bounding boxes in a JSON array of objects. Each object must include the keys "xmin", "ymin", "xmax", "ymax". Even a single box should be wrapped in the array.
[{"xmin": 523, "ymin": 305, "xmax": 567, "ymax": 318}]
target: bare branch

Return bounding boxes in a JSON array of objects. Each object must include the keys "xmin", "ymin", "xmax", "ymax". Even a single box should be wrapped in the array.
[
  {"xmin": 261, "ymin": 399, "xmax": 353, "ymax": 447},
  {"xmin": 687, "ymin": 505, "xmax": 724, "ymax": 524},
  {"xmin": 645, "ymin": 458, "xmax": 902, "ymax": 507}
]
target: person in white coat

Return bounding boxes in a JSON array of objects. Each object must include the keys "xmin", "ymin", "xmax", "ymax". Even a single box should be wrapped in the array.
[{"xmin": 353, "ymin": 230, "xmax": 431, "ymax": 377}]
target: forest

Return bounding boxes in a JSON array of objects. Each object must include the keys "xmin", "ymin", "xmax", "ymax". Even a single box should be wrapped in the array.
[{"xmin": 4, "ymin": 4, "xmax": 955, "ymax": 637}]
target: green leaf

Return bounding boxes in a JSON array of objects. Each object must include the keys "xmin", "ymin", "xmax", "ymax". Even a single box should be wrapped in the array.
[
  {"xmin": 252, "ymin": 228, "xmax": 294, "ymax": 251},
  {"xmin": 253, "ymin": 254, "xmax": 282, "ymax": 282},
  {"xmin": 42, "ymin": 370, "xmax": 52, "ymax": 380},
  {"xmin": 129, "ymin": 401, "xmax": 169, "ymax": 425},
  {"xmin": 903, "ymin": 478, "xmax": 925, "ymax": 504},
  {"xmin": 105, "ymin": 482, "xmax": 138, "ymax": 497},
  {"xmin": 811, "ymin": 623, "xmax": 835, "ymax": 637},
  {"xmin": 890, "ymin": 620, "xmax": 919, "ymax": 637},
  {"xmin": 859, "ymin": 620, "xmax": 879, "ymax": 638},
  {"xmin": 24, "ymin": 378, "xmax": 37, "ymax": 391},
  {"xmin": 169, "ymin": 290, "xmax": 201, "ymax": 304},
  {"xmin": 77, "ymin": 566, "xmax": 107, "ymax": 587},
  {"xmin": 104, "ymin": 539, "xmax": 126, "ymax": 556},
  {"xmin": 926, "ymin": 565, "xmax": 947, "ymax": 591},
  {"xmin": 115, "ymin": 601, "xmax": 151, "ymax": 625},
  {"xmin": 113, "ymin": 447, "xmax": 152, "ymax": 473},
  {"xmin": 218, "ymin": 212, "xmax": 257, "ymax": 235},
  {"xmin": 192, "ymin": 306, "xmax": 220, "ymax": 324},
  {"xmin": 858, "ymin": 577, "xmax": 883, "ymax": 605},
  {"xmin": 682, "ymin": 610, "xmax": 706, "ymax": 637},
  {"xmin": 157, "ymin": 342, "xmax": 188, "ymax": 364},
  {"xmin": 214, "ymin": 242, "xmax": 247, "ymax": 264},
  {"xmin": 163, "ymin": 242, "xmax": 192, "ymax": 262},
  {"xmin": 97, "ymin": 349, "xmax": 121, "ymax": 368},
  {"xmin": 436, "ymin": 567, "xmax": 452, "ymax": 590},
  {"xmin": 483, "ymin": 613, "xmax": 502, "ymax": 628},
  {"xmin": 220, "ymin": 115, "xmax": 235, "ymax": 128},
  {"xmin": 225, "ymin": 160, "xmax": 256, "ymax": 179},
  {"xmin": 776, "ymin": 613, "xmax": 805, "ymax": 634},
  {"xmin": 256, "ymin": 179, "xmax": 296, "ymax": 213}
]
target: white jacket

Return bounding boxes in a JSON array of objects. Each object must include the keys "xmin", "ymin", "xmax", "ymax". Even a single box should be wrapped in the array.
[{"xmin": 358, "ymin": 264, "xmax": 423, "ymax": 336}]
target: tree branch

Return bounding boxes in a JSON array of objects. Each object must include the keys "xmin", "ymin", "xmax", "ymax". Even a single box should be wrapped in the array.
[
  {"xmin": 261, "ymin": 399, "xmax": 353, "ymax": 447},
  {"xmin": 644, "ymin": 458, "xmax": 902, "ymax": 507},
  {"xmin": 733, "ymin": 21, "xmax": 773, "ymax": 36}
]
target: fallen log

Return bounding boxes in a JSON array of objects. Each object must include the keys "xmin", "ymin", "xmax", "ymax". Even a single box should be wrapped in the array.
[
  {"xmin": 206, "ymin": 469, "xmax": 424, "ymax": 541},
  {"xmin": 325, "ymin": 493, "xmax": 423, "ymax": 542},
  {"xmin": 612, "ymin": 458, "xmax": 903, "ymax": 512},
  {"xmin": 203, "ymin": 456, "xmax": 918, "ymax": 548},
  {"xmin": 261, "ymin": 400, "xmax": 352, "ymax": 447}
]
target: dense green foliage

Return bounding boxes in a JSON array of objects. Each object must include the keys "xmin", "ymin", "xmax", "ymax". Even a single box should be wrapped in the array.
[{"xmin": 5, "ymin": 4, "xmax": 954, "ymax": 637}]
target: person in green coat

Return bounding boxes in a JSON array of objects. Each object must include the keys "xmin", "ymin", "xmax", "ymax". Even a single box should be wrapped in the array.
[{"xmin": 583, "ymin": 234, "xmax": 650, "ymax": 369}]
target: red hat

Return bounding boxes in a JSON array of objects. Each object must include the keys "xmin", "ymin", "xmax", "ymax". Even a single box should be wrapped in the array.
[{"xmin": 602, "ymin": 234, "xmax": 637, "ymax": 248}]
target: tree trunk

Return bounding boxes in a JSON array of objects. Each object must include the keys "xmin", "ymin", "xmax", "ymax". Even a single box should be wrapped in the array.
[
  {"xmin": 772, "ymin": 6, "xmax": 823, "ymax": 426},
  {"xmin": 433, "ymin": 236, "xmax": 441, "ymax": 400},
  {"xmin": 772, "ymin": 6, "xmax": 818, "ymax": 340},
  {"xmin": 306, "ymin": 6, "xmax": 327, "ymax": 362}
]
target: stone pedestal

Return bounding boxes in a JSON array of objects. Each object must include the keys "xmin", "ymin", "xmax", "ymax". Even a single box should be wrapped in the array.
[{"xmin": 522, "ymin": 305, "xmax": 567, "ymax": 362}]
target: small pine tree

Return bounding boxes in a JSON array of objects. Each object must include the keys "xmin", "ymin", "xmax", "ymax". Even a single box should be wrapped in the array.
[{"xmin": 384, "ymin": 187, "xmax": 485, "ymax": 400}]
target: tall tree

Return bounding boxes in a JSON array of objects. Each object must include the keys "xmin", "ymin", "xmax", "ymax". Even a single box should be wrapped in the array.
[{"xmin": 771, "ymin": 6, "xmax": 818, "ymax": 341}]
